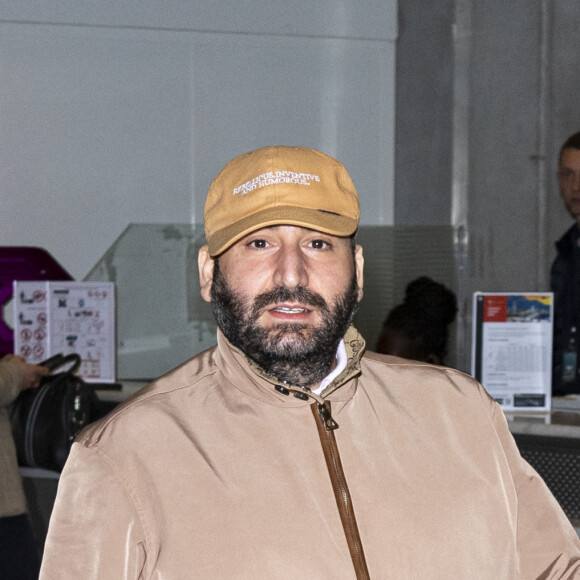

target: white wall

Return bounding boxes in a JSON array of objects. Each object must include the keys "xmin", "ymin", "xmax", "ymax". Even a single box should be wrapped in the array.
[{"xmin": 0, "ymin": 2, "xmax": 397, "ymax": 280}]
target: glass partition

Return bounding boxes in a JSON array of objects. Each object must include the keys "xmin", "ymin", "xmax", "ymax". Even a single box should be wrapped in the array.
[{"xmin": 85, "ymin": 224, "xmax": 464, "ymax": 380}]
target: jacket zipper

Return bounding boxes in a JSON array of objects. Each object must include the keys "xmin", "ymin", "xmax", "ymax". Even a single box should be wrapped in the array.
[{"xmin": 311, "ymin": 402, "xmax": 371, "ymax": 580}]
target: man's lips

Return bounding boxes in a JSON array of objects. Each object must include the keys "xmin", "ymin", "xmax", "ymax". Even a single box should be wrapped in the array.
[{"xmin": 267, "ymin": 304, "xmax": 312, "ymax": 319}]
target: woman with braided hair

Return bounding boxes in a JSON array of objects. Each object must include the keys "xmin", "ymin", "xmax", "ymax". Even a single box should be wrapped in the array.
[{"xmin": 376, "ymin": 276, "xmax": 458, "ymax": 366}]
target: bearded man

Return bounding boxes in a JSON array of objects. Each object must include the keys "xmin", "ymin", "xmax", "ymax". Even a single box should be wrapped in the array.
[{"xmin": 41, "ymin": 146, "xmax": 580, "ymax": 579}]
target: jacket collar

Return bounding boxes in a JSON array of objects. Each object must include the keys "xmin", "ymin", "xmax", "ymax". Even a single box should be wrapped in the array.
[{"xmin": 214, "ymin": 326, "xmax": 366, "ymax": 406}]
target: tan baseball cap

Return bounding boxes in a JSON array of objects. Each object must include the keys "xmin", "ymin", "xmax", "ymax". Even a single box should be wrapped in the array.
[{"xmin": 204, "ymin": 145, "xmax": 360, "ymax": 256}]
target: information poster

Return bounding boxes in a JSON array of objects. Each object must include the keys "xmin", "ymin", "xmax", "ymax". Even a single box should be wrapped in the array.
[
  {"xmin": 471, "ymin": 292, "xmax": 553, "ymax": 411},
  {"xmin": 13, "ymin": 281, "xmax": 115, "ymax": 383}
]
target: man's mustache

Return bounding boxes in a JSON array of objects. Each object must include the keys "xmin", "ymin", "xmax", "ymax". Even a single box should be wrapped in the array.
[{"xmin": 252, "ymin": 286, "xmax": 329, "ymax": 312}]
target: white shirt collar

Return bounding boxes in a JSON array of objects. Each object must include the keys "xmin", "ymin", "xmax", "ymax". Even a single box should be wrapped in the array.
[{"xmin": 311, "ymin": 339, "xmax": 347, "ymax": 395}]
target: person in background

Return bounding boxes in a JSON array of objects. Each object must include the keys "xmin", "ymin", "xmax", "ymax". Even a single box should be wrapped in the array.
[
  {"xmin": 0, "ymin": 354, "xmax": 49, "ymax": 580},
  {"xmin": 41, "ymin": 146, "xmax": 580, "ymax": 578},
  {"xmin": 552, "ymin": 131, "xmax": 580, "ymax": 396},
  {"xmin": 376, "ymin": 276, "xmax": 457, "ymax": 366}
]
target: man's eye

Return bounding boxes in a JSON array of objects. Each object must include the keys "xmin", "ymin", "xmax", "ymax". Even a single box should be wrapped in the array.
[
  {"xmin": 310, "ymin": 240, "xmax": 329, "ymax": 250},
  {"xmin": 249, "ymin": 239, "xmax": 269, "ymax": 249}
]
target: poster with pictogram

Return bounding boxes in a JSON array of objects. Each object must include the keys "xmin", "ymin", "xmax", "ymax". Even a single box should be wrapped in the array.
[{"xmin": 13, "ymin": 281, "xmax": 115, "ymax": 383}]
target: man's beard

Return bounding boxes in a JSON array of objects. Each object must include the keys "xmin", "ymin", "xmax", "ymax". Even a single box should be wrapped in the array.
[{"xmin": 210, "ymin": 260, "xmax": 359, "ymax": 388}]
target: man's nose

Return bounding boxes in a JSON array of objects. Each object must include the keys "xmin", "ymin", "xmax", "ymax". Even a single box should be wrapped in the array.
[
  {"xmin": 273, "ymin": 245, "xmax": 309, "ymax": 289},
  {"xmin": 573, "ymin": 172, "xmax": 580, "ymax": 191}
]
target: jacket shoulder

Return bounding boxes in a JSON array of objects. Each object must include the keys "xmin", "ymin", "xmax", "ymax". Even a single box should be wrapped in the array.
[
  {"xmin": 361, "ymin": 350, "xmax": 487, "ymax": 393},
  {"xmin": 77, "ymin": 344, "xmax": 220, "ymax": 446}
]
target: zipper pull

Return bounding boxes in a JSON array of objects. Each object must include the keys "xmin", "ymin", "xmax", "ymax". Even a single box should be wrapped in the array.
[{"xmin": 317, "ymin": 402, "xmax": 339, "ymax": 431}]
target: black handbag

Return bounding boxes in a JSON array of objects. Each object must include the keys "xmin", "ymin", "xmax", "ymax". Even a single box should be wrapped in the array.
[{"xmin": 10, "ymin": 353, "xmax": 98, "ymax": 472}]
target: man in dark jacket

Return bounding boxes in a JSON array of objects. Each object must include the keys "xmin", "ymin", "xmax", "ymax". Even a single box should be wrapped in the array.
[{"xmin": 551, "ymin": 132, "xmax": 580, "ymax": 395}]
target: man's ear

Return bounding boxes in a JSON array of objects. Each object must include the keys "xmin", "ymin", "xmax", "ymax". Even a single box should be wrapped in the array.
[
  {"xmin": 354, "ymin": 244, "xmax": 364, "ymax": 302},
  {"xmin": 198, "ymin": 244, "xmax": 215, "ymax": 303}
]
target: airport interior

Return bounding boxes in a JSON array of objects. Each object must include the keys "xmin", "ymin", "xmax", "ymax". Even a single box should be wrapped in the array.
[{"xmin": 3, "ymin": 1, "xmax": 580, "ymax": 574}]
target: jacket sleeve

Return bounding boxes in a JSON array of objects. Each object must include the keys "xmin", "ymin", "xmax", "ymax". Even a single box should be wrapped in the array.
[
  {"xmin": 488, "ymin": 395, "xmax": 580, "ymax": 578},
  {"xmin": 0, "ymin": 360, "xmax": 23, "ymax": 409},
  {"xmin": 40, "ymin": 442, "xmax": 149, "ymax": 580}
]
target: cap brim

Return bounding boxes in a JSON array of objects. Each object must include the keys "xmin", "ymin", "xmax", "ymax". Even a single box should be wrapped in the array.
[{"xmin": 207, "ymin": 206, "xmax": 358, "ymax": 256}]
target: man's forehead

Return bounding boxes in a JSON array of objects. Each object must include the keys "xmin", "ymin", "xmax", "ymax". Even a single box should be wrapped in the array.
[
  {"xmin": 244, "ymin": 224, "xmax": 347, "ymax": 237},
  {"xmin": 560, "ymin": 148, "xmax": 580, "ymax": 166},
  {"xmin": 222, "ymin": 224, "xmax": 355, "ymax": 254}
]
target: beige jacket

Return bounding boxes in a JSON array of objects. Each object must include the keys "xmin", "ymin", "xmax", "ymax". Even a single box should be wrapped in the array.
[
  {"xmin": 0, "ymin": 359, "xmax": 28, "ymax": 517},
  {"xmin": 41, "ymin": 328, "xmax": 580, "ymax": 579}
]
